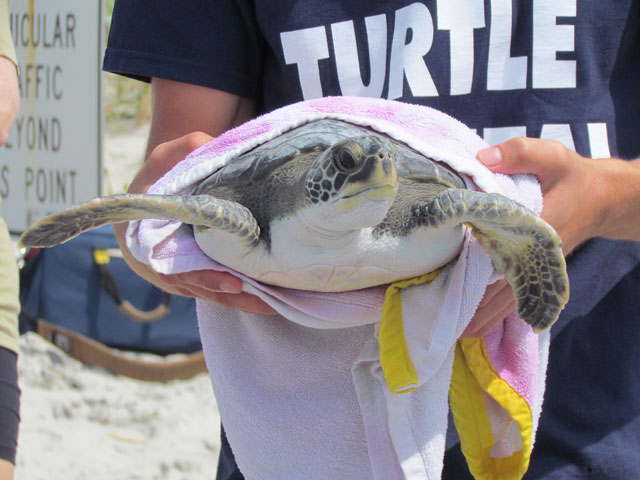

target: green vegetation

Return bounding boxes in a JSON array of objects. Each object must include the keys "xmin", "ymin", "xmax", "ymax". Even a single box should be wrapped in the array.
[
  {"xmin": 103, "ymin": 73, "xmax": 151, "ymax": 132},
  {"xmin": 103, "ymin": 1, "xmax": 151, "ymax": 132}
]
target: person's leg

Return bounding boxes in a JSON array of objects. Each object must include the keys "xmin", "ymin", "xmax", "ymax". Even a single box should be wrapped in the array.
[
  {"xmin": 0, "ymin": 347, "xmax": 19, "ymax": 477},
  {"xmin": 216, "ymin": 425, "xmax": 244, "ymax": 480}
]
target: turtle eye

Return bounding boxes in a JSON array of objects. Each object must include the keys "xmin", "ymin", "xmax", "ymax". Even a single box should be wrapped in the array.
[{"xmin": 335, "ymin": 147, "xmax": 360, "ymax": 172}]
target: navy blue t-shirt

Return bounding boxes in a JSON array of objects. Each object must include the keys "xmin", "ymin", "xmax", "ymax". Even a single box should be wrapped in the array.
[{"xmin": 105, "ymin": 1, "xmax": 640, "ymax": 478}]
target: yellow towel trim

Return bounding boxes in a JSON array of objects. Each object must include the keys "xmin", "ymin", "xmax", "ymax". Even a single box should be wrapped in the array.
[
  {"xmin": 379, "ymin": 269, "xmax": 443, "ymax": 394},
  {"xmin": 450, "ymin": 338, "xmax": 534, "ymax": 480}
]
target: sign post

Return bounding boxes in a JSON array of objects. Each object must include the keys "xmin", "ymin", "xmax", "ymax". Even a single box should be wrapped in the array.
[{"xmin": 2, "ymin": 0, "xmax": 103, "ymax": 234}]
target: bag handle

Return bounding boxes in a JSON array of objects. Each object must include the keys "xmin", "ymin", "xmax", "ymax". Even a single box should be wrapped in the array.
[
  {"xmin": 37, "ymin": 319, "xmax": 207, "ymax": 382},
  {"xmin": 94, "ymin": 249, "xmax": 170, "ymax": 323}
]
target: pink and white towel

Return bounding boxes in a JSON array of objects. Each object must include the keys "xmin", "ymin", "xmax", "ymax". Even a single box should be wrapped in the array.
[{"xmin": 126, "ymin": 97, "xmax": 549, "ymax": 480}]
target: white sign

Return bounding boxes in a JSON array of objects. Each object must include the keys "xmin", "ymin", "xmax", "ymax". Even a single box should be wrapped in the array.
[{"xmin": 1, "ymin": 0, "xmax": 103, "ymax": 234}]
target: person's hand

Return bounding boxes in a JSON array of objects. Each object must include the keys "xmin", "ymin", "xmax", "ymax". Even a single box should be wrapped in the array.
[
  {"xmin": 114, "ymin": 132, "xmax": 276, "ymax": 314},
  {"xmin": 462, "ymin": 278, "xmax": 515, "ymax": 338},
  {"xmin": 0, "ymin": 56, "xmax": 19, "ymax": 146},
  {"xmin": 461, "ymin": 137, "xmax": 617, "ymax": 337}
]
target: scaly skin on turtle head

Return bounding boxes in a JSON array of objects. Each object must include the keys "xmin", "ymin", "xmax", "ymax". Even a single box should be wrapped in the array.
[{"xmin": 301, "ymin": 135, "xmax": 399, "ymax": 231}]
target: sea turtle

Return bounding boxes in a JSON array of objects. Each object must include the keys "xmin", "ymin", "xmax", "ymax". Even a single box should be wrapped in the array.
[{"xmin": 21, "ymin": 119, "xmax": 569, "ymax": 331}]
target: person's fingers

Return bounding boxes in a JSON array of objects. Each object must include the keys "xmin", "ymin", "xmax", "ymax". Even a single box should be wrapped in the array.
[
  {"xmin": 129, "ymin": 132, "xmax": 214, "ymax": 194},
  {"xmin": 173, "ymin": 284, "xmax": 277, "ymax": 314},
  {"xmin": 461, "ymin": 280, "xmax": 516, "ymax": 338},
  {"xmin": 151, "ymin": 131, "xmax": 213, "ymax": 167},
  {"xmin": 477, "ymin": 279, "xmax": 508, "ymax": 307},
  {"xmin": 161, "ymin": 270, "xmax": 243, "ymax": 294},
  {"xmin": 162, "ymin": 270, "xmax": 277, "ymax": 314},
  {"xmin": 209, "ymin": 292, "xmax": 278, "ymax": 315},
  {"xmin": 472, "ymin": 298, "xmax": 516, "ymax": 338},
  {"xmin": 477, "ymin": 137, "xmax": 572, "ymax": 190},
  {"xmin": 479, "ymin": 137, "xmax": 599, "ymax": 254},
  {"xmin": 173, "ymin": 285, "xmax": 277, "ymax": 315}
]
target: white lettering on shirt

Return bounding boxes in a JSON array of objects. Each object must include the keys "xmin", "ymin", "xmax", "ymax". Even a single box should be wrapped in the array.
[
  {"xmin": 388, "ymin": 2, "xmax": 438, "ymax": 99},
  {"xmin": 587, "ymin": 123, "xmax": 611, "ymax": 158},
  {"xmin": 275, "ymin": 3, "xmax": 605, "ymax": 158},
  {"xmin": 332, "ymin": 15, "xmax": 387, "ymax": 98},
  {"xmin": 540, "ymin": 123, "xmax": 576, "ymax": 150},
  {"xmin": 437, "ymin": 0, "xmax": 485, "ymax": 95},
  {"xmin": 482, "ymin": 123, "xmax": 612, "ymax": 160},
  {"xmin": 483, "ymin": 126, "xmax": 527, "ymax": 145},
  {"xmin": 532, "ymin": 0, "xmax": 577, "ymax": 89},
  {"xmin": 487, "ymin": 0, "xmax": 527, "ymax": 91},
  {"xmin": 281, "ymin": 26, "xmax": 330, "ymax": 99}
]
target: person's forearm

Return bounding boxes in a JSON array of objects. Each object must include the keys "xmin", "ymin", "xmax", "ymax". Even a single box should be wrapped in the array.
[
  {"xmin": 110, "ymin": 80, "xmax": 275, "ymax": 312},
  {"xmin": 0, "ymin": 0, "xmax": 19, "ymax": 148},
  {"xmin": 145, "ymin": 78, "xmax": 255, "ymax": 158},
  {"xmin": 593, "ymin": 158, "xmax": 640, "ymax": 242},
  {"xmin": 0, "ymin": 459, "xmax": 14, "ymax": 480},
  {"xmin": 0, "ymin": 56, "xmax": 19, "ymax": 147},
  {"xmin": 0, "ymin": 0, "xmax": 18, "ymax": 69}
]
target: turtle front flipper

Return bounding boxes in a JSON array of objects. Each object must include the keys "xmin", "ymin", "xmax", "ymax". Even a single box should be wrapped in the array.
[
  {"xmin": 20, "ymin": 193, "xmax": 260, "ymax": 249},
  {"xmin": 418, "ymin": 189, "xmax": 569, "ymax": 332}
]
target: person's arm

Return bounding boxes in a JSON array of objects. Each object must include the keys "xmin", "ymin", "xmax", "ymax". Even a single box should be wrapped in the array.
[
  {"xmin": 0, "ymin": 460, "xmax": 14, "ymax": 480},
  {"xmin": 478, "ymin": 138, "xmax": 640, "ymax": 248},
  {"xmin": 0, "ymin": 4, "xmax": 20, "ymax": 478},
  {"xmin": 144, "ymin": 78, "xmax": 256, "ymax": 159},
  {"xmin": 463, "ymin": 138, "xmax": 640, "ymax": 337},
  {"xmin": 0, "ymin": 0, "xmax": 19, "ymax": 148},
  {"xmin": 0, "ymin": 56, "xmax": 18, "ymax": 147},
  {"xmin": 113, "ymin": 78, "xmax": 275, "ymax": 313}
]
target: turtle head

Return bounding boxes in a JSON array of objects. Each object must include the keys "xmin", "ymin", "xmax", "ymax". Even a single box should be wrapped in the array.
[{"xmin": 303, "ymin": 135, "xmax": 399, "ymax": 231}]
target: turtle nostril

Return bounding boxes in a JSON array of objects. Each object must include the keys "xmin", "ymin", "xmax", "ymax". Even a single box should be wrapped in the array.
[{"xmin": 382, "ymin": 158, "xmax": 393, "ymax": 175}]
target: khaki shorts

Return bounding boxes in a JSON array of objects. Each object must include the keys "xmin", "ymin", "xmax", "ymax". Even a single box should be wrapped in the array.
[{"xmin": 0, "ymin": 215, "xmax": 19, "ymax": 354}]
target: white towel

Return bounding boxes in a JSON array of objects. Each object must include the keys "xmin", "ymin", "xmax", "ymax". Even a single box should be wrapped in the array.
[{"xmin": 127, "ymin": 97, "xmax": 549, "ymax": 479}]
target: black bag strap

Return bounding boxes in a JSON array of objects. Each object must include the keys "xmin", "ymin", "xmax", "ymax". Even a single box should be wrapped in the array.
[{"xmin": 93, "ymin": 248, "xmax": 170, "ymax": 323}]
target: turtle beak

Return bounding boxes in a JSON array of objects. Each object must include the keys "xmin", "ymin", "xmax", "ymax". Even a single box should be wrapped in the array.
[
  {"xmin": 344, "ymin": 154, "xmax": 399, "ymax": 201},
  {"xmin": 368, "ymin": 155, "xmax": 398, "ymax": 199},
  {"xmin": 364, "ymin": 183, "xmax": 398, "ymax": 200}
]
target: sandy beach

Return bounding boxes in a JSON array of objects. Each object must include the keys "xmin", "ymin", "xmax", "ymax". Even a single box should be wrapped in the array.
[{"xmin": 13, "ymin": 123, "xmax": 223, "ymax": 480}]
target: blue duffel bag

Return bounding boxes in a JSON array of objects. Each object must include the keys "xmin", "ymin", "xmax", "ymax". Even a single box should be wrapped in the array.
[{"xmin": 19, "ymin": 225, "xmax": 206, "ymax": 381}]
